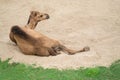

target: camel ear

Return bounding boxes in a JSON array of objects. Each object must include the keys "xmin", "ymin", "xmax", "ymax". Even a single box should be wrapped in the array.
[
  {"xmin": 30, "ymin": 11, "xmax": 34, "ymax": 14},
  {"xmin": 30, "ymin": 11, "xmax": 37, "ymax": 17}
]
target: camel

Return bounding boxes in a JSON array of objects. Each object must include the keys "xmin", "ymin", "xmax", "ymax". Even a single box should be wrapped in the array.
[{"xmin": 9, "ymin": 11, "xmax": 90, "ymax": 56}]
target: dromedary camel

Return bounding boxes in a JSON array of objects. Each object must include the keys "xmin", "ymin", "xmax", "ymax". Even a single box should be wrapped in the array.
[{"xmin": 9, "ymin": 11, "xmax": 90, "ymax": 56}]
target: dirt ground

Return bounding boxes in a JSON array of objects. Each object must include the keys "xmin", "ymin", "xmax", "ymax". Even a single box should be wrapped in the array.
[{"xmin": 0, "ymin": 0, "xmax": 120, "ymax": 69}]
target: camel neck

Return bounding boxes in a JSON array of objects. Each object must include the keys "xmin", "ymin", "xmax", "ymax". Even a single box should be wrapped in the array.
[{"xmin": 26, "ymin": 18, "xmax": 38, "ymax": 29}]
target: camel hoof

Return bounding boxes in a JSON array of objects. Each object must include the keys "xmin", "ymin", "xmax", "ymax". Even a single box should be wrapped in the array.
[{"xmin": 83, "ymin": 46, "xmax": 90, "ymax": 51}]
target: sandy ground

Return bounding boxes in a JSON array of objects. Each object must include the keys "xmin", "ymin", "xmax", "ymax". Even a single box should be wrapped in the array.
[{"xmin": 0, "ymin": 0, "xmax": 120, "ymax": 69}]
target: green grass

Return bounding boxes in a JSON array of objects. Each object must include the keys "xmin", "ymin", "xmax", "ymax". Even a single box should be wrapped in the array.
[{"xmin": 0, "ymin": 58, "xmax": 120, "ymax": 80}]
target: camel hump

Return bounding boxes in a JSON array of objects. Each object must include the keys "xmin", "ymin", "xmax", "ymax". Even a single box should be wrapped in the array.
[{"xmin": 11, "ymin": 25, "xmax": 28, "ymax": 39}]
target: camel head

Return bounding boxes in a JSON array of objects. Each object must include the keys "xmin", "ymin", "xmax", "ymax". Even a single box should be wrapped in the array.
[{"xmin": 27, "ymin": 11, "xmax": 50, "ymax": 24}]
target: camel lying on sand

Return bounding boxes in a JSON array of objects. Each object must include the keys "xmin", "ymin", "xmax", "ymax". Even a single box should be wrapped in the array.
[{"xmin": 9, "ymin": 11, "xmax": 90, "ymax": 56}]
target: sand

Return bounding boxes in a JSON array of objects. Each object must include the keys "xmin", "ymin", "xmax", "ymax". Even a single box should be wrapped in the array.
[{"xmin": 0, "ymin": 0, "xmax": 120, "ymax": 69}]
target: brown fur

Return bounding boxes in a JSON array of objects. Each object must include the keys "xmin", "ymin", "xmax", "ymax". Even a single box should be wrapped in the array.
[
  {"xmin": 9, "ymin": 11, "xmax": 90, "ymax": 56},
  {"xmin": 10, "ymin": 26, "xmax": 89, "ymax": 56}
]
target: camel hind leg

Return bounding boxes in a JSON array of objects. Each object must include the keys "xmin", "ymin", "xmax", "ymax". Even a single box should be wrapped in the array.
[{"xmin": 59, "ymin": 45, "xmax": 90, "ymax": 55}]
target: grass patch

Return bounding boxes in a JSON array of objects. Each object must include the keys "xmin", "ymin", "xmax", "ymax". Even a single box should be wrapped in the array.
[{"xmin": 0, "ymin": 59, "xmax": 120, "ymax": 80}]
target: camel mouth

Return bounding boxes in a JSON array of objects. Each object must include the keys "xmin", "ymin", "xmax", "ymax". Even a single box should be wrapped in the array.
[{"xmin": 45, "ymin": 14, "xmax": 50, "ymax": 19}]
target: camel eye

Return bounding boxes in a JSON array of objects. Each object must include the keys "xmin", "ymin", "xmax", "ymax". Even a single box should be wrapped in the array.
[{"xmin": 40, "ymin": 15, "xmax": 43, "ymax": 17}]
